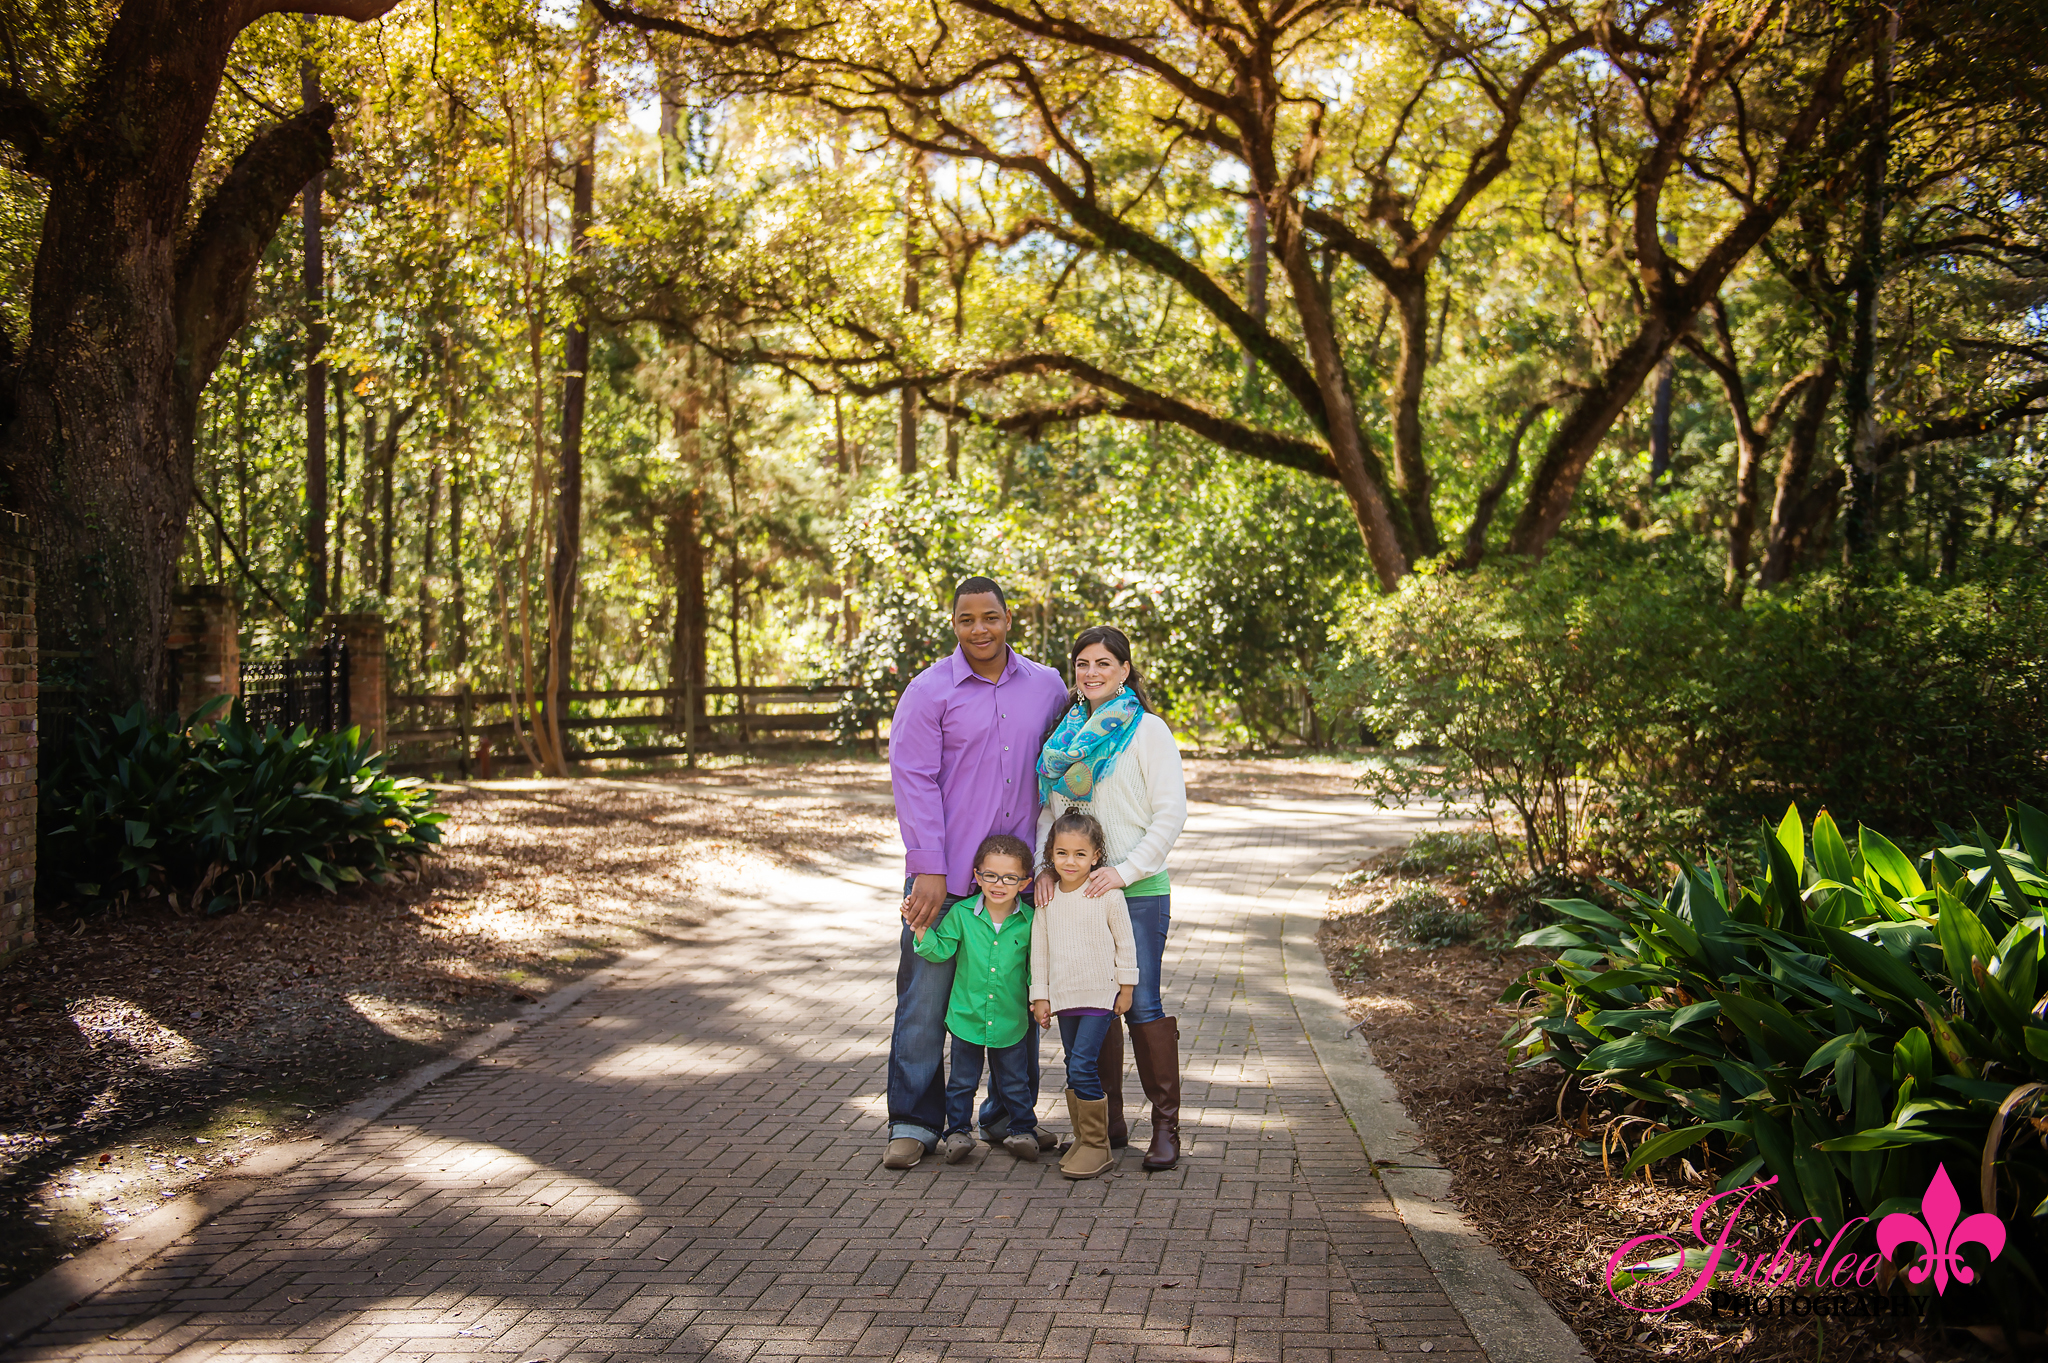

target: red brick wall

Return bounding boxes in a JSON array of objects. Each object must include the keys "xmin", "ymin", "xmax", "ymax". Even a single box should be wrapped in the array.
[
  {"xmin": 0, "ymin": 515, "xmax": 34, "ymax": 966},
  {"xmin": 168, "ymin": 584, "xmax": 239, "ymax": 720}
]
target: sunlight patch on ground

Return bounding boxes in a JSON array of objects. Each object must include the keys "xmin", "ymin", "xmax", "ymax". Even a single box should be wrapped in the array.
[
  {"xmin": 585, "ymin": 1044, "xmax": 762, "ymax": 1079},
  {"xmin": 1344, "ymin": 992, "xmax": 1424, "ymax": 1017},
  {"xmin": 343, "ymin": 994, "xmax": 465, "ymax": 1044},
  {"xmin": 68, "ymin": 998, "xmax": 207, "ymax": 1073}
]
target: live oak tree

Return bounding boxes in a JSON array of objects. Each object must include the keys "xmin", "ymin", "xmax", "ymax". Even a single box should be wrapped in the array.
[
  {"xmin": 592, "ymin": 0, "xmax": 1874, "ymax": 588},
  {"xmin": 0, "ymin": 0, "xmax": 400, "ymax": 708},
  {"xmin": 21, "ymin": 0, "xmax": 2021, "ymax": 755}
]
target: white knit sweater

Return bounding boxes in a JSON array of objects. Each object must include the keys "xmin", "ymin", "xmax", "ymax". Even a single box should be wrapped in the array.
[
  {"xmin": 1036, "ymin": 712, "xmax": 1188, "ymax": 886},
  {"xmin": 1029, "ymin": 885, "xmax": 1140, "ymax": 1012}
]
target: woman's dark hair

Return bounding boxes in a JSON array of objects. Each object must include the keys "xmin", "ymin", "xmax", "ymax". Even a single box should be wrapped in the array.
[
  {"xmin": 1051, "ymin": 625, "xmax": 1156, "ymax": 730},
  {"xmin": 1043, "ymin": 810, "xmax": 1108, "ymax": 873}
]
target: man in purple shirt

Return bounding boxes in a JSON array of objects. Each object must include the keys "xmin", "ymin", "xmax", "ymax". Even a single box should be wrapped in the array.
[{"xmin": 884, "ymin": 576, "xmax": 1071, "ymax": 1170}]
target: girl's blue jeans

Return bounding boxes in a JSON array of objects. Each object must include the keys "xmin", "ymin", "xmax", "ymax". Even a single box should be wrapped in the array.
[
  {"xmin": 1123, "ymin": 892, "xmax": 1171, "ymax": 1025},
  {"xmin": 1058, "ymin": 1012, "xmax": 1116, "ymax": 1100}
]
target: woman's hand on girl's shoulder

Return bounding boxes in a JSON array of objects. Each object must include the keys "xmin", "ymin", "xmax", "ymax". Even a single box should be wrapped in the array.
[
  {"xmin": 1033, "ymin": 870, "xmax": 1056, "ymax": 906},
  {"xmin": 1083, "ymin": 866, "xmax": 1125, "ymax": 898}
]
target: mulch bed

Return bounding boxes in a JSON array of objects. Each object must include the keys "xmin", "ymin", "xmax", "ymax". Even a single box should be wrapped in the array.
[
  {"xmin": 1320, "ymin": 844, "xmax": 1992, "ymax": 1363},
  {"xmin": 0, "ymin": 758, "xmax": 896, "ymax": 1293}
]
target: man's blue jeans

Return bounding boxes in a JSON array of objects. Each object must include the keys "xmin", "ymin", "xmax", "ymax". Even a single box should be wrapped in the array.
[
  {"xmin": 888, "ymin": 880, "xmax": 1042, "ymax": 1147},
  {"xmin": 945, "ymin": 1033, "xmax": 1036, "ymax": 1138},
  {"xmin": 1123, "ymin": 893, "xmax": 1172, "ymax": 1024}
]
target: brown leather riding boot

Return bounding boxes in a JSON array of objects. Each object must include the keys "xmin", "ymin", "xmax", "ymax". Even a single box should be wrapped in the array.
[
  {"xmin": 1100, "ymin": 1018, "xmax": 1129, "ymax": 1149},
  {"xmin": 1128, "ymin": 1016, "xmax": 1182, "ymax": 1170}
]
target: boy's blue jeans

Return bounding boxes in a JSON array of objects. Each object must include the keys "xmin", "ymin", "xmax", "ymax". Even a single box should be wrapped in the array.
[
  {"xmin": 945, "ymin": 1033, "xmax": 1036, "ymax": 1138},
  {"xmin": 888, "ymin": 880, "xmax": 1042, "ymax": 1147},
  {"xmin": 1058, "ymin": 1012, "xmax": 1117, "ymax": 1100}
]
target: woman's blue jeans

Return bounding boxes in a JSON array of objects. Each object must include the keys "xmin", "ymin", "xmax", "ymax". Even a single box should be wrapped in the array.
[
  {"xmin": 1058, "ymin": 1012, "xmax": 1116, "ymax": 1100},
  {"xmin": 1122, "ymin": 892, "xmax": 1171, "ymax": 1025}
]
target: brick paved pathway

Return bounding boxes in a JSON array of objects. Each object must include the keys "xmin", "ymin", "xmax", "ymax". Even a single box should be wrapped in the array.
[{"xmin": 7, "ymin": 796, "xmax": 1486, "ymax": 1363}]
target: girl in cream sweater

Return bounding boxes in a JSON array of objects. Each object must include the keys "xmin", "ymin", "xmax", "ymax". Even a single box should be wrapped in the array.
[{"xmin": 1029, "ymin": 810, "xmax": 1138, "ymax": 1179}]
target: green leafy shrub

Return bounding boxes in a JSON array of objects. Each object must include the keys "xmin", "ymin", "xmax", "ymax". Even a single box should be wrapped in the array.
[
  {"xmin": 833, "ymin": 579, "xmax": 958, "ymax": 745},
  {"xmin": 1508, "ymin": 803, "xmax": 2048, "ymax": 1325},
  {"xmin": 1395, "ymin": 829, "xmax": 1500, "ymax": 876},
  {"xmin": 1404, "ymin": 903, "xmax": 1484, "ymax": 947},
  {"xmin": 1377, "ymin": 886, "xmax": 1482, "ymax": 946},
  {"xmin": 1319, "ymin": 543, "xmax": 2048, "ymax": 876},
  {"xmin": 41, "ymin": 705, "xmax": 445, "ymax": 913}
]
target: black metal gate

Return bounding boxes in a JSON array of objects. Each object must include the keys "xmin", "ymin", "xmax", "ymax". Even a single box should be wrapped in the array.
[{"xmin": 241, "ymin": 637, "xmax": 351, "ymax": 733}]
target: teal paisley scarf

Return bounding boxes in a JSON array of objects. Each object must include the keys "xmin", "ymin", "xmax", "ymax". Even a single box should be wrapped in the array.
[{"xmin": 1037, "ymin": 686, "xmax": 1145, "ymax": 803}]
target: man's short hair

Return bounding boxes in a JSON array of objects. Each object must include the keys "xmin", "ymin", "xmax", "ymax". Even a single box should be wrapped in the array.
[
  {"xmin": 974, "ymin": 832, "xmax": 1032, "ymax": 870},
  {"xmin": 952, "ymin": 575, "xmax": 1008, "ymax": 611}
]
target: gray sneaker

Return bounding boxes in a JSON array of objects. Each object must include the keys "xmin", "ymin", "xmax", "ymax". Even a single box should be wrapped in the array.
[
  {"xmin": 942, "ymin": 1133, "xmax": 977, "ymax": 1164},
  {"xmin": 1002, "ymin": 1132, "xmax": 1040, "ymax": 1162}
]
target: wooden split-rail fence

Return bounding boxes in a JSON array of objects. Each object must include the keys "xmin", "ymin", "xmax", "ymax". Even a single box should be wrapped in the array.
[{"xmin": 383, "ymin": 682, "xmax": 868, "ymax": 776}]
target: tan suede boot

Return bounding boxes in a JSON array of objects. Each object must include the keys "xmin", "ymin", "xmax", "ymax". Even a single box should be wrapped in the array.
[
  {"xmin": 1128, "ymin": 1016, "xmax": 1182, "ymax": 1171},
  {"xmin": 1100, "ymin": 1020, "xmax": 1129, "ymax": 1149},
  {"xmin": 1058, "ymin": 1089, "xmax": 1115, "ymax": 1180}
]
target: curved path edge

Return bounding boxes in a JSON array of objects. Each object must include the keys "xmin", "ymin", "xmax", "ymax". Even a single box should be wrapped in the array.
[
  {"xmin": 1276, "ymin": 867, "xmax": 1592, "ymax": 1363},
  {"xmin": 0, "ymin": 938, "xmax": 674, "ymax": 1347}
]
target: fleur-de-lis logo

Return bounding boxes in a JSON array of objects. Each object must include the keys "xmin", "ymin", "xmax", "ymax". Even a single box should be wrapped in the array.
[{"xmin": 1876, "ymin": 1164, "xmax": 2007, "ymax": 1295}]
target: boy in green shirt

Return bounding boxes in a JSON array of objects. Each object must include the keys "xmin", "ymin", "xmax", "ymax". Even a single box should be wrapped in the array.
[{"xmin": 913, "ymin": 833, "xmax": 1046, "ymax": 1163}]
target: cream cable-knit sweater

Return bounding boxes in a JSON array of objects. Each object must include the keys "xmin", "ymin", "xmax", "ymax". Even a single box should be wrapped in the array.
[
  {"xmin": 1029, "ymin": 884, "xmax": 1140, "ymax": 1012},
  {"xmin": 1035, "ymin": 711, "xmax": 1188, "ymax": 885}
]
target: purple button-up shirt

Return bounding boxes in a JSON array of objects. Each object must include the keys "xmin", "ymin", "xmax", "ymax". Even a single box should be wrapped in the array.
[{"xmin": 890, "ymin": 646, "xmax": 1071, "ymax": 896}]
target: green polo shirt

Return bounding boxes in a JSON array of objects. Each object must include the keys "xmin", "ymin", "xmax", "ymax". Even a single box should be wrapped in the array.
[{"xmin": 912, "ymin": 893, "xmax": 1034, "ymax": 1049}]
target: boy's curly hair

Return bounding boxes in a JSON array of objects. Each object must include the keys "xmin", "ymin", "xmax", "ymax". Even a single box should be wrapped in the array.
[{"xmin": 974, "ymin": 832, "xmax": 1033, "ymax": 871}]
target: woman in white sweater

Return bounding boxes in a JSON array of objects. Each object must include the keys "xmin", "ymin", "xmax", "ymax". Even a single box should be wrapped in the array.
[{"xmin": 1033, "ymin": 625, "xmax": 1189, "ymax": 1170}]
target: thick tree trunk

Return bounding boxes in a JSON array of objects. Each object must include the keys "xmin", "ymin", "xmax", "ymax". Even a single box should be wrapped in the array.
[
  {"xmin": 1273, "ymin": 212, "xmax": 1411, "ymax": 588},
  {"xmin": 0, "ymin": 1, "xmax": 382, "ymax": 708},
  {"xmin": 1649, "ymin": 355, "xmax": 1676, "ymax": 487},
  {"xmin": 1839, "ymin": 7, "xmax": 1899, "ymax": 558},
  {"xmin": 301, "ymin": 53, "xmax": 328, "ymax": 623},
  {"xmin": 450, "ymin": 467, "xmax": 466, "ymax": 669},
  {"xmin": 1389, "ymin": 278, "xmax": 1441, "ymax": 556},
  {"xmin": 1242, "ymin": 198, "xmax": 1268, "ymax": 404},
  {"xmin": 667, "ymin": 493, "xmax": 706, "ymax": 734},
  {"xmin": 236, "ymin": 376, "xmax": 251, "ymax": 556},
  {"xmin": 898, "ymin": 245, "xmax": 920, "ymax": 476},
  {"xmin": 377, "ymin": 409, "xmax": 404, "ymax": 596},
  {"xmin": 330, "ymin": 369, "xmax": 348, "ymax": 605},
  {"xmin": 1760, "ymin": 359, "xmax": 1842, "ymax": 587},
  {"xmin": 548, "ymin": 67, "xmax": 595, "ymax": 739},
  {"xmin": 360, "ymin": 406, "xmax": 379, "ymax": 587},
  {"xmin": 420, "ymin": 462, "xmax": 440, "ymax": 673},
  {"xmin": 1507, "ymin": 322, "xmax": 1675, "ymax": 555}
]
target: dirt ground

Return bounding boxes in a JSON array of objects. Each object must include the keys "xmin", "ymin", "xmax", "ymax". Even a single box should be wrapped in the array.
[
  {"xmin": 0, "ymin": 757, "xmax": 899, "ymax": 1294},
  {"xmin": 1320, "ymin": 845, "xmax": 1992, "ymax": 1363}
]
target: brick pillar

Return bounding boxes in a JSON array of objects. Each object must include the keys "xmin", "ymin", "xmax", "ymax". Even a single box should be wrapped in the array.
[
  {"xmin": 0, "ymin": 515, "xmax": 34, "ymax": 967},
  {"xmin": 167, "ymin": 584, "xmax": 239, "ymax": 720},
  {"xmin": 325, "ymin": 613, "xmax": 386, "ymax": 753}
]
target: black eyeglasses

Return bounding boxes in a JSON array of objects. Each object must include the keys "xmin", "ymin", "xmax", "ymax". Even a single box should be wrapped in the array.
[{"xmin": 976, "ymin": 871, "xmax": 1028, "ymax": 887}]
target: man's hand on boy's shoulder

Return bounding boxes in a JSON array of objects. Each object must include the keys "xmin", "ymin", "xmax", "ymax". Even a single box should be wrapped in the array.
[{"xmin": 904, "ymin": 873, "xmax": 949, "ymax": 929}]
